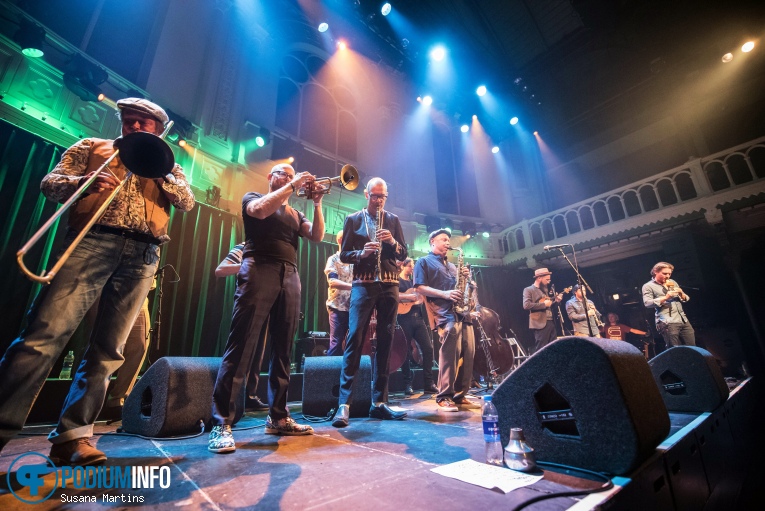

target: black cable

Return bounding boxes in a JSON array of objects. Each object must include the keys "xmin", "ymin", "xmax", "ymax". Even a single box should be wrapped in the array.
[
  {"xmin": 296, "ymin": 409, "xmax": 337, "ymax": 423},
  {"xmin": 509, "ymin": 461, "xmax": 613, "ymax": 511}
]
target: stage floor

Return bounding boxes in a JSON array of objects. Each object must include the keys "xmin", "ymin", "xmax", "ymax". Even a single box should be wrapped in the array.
[{"xmin": 1, "ymin": 390, "xmax": 609, "ymax": 510}]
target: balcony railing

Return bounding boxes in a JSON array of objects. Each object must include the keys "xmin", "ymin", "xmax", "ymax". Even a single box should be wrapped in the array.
[{"xmin": 501, "ymin": 136, "xmax": 765, "ymax": 264}]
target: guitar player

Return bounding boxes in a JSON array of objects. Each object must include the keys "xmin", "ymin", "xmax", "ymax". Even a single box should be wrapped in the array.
[
  {"xmin": 397, "ymin": 258, "xmax": 437, "ymax": 395},
  {"xmin": 522, "ymin": 268, "xmax": 564, "ymax": 353}
]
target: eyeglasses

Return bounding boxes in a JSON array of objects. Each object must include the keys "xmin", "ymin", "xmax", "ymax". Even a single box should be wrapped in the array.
[
  {"xmin": 271, "ymin": 170, "xmax": 295, "ymax": 178},
  {"xmin": 369, "ymin": 193, "xmax": 388, "ymax": 200}
]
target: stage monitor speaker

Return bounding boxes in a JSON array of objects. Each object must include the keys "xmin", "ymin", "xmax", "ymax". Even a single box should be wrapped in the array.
[
  {"xmin": 302, "ymin": 355, "xmax": 371, "ymax": 418},
  {"xmin": 492, "ymin": 337, "xmax": 670, "ymax": 475},
  {"xmin": 122, "ymin": 357, "xmax": 243, "ymax": 437},
  {"xmin": 648, "ymin": 346, "xmax": 729, "ymax": 412}
]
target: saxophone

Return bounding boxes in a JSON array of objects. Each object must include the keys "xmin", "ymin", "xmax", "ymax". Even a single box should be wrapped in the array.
[{"xmin": 452, "ymin": 247, "xmax": 471, "ymax": 315}]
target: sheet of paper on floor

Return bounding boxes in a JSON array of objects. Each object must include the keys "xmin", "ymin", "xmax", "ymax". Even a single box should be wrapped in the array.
[{"xmin": 431, "ymin": 459, "xmax": 543, "ymax": 493}]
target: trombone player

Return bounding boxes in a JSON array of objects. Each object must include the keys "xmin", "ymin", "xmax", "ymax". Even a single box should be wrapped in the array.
[{"xmin": 0, "ymin": 98, "xmax": 194, "ymax": 465}]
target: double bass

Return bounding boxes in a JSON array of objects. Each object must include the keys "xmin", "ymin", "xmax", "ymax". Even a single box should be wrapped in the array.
[{"xmin": 472, "ymin": 305, "xmax": 515, "ymax": 386}]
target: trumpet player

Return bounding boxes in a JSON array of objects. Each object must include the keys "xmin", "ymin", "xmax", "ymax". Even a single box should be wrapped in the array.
[
  {"xmin": 566, "ymin": 285, "xmax": 603, "ymax": 338},
  {"xmin": 0, "ymin": 98, "xmax": 194, "ymax": 465},
  {"xmin": 332, "ymin": 178, "xmax": 407, "ymax": 428},
  {"xmin": 209, "ymin": 164, "xmax": 324, "ymax": 453},
  {"xmin": 414, "ymin": 230, "xmax": 476, "ymax": 413},
  {"xmin": 642, "ymin": 262, "xmax": 695, "ymax": 347}
]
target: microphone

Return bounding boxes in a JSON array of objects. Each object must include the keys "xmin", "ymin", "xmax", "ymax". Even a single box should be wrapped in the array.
[{"xmin": 543, "ymin": 244, "xmax": 570, "ymax": 251}]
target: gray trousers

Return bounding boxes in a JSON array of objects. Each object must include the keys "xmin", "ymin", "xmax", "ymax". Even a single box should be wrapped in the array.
[{"xmin": 435, "ymin": 321, "xmax": 475, "ymax": 400}]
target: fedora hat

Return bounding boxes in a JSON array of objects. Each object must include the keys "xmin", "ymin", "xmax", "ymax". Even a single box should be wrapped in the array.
[{"xmin": 533, "ymin": 268, "xmax": 552, "ymax": 278}]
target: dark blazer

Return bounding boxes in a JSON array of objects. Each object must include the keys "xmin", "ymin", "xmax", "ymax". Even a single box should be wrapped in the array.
[
  {"xmin": 340, "ymin": 209, "xmax": 407, "ymax": 284},
  {"xmin": 522, "ymin": 284, "xmax": 551, "ymax": 330}
]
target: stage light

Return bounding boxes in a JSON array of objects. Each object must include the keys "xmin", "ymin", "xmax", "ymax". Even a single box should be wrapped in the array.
[
  {"xmin": 63, "ymin": 55, "xmax": 108, "ymax": 102},
  {"xmin": 476, "ymin": 85, "xmax": 486, "ymax": 96},
  {"xmin": 422, "ymin": 95, "xmax": 433, "ymax": 105},
  {"xmin": 255, "ymin": 136, "xmax": 265, "ymax": 147},
  {"xmin": 492, "ymin": 146, "xmax": 499, "ymax": 154},
  {"xmin": 318, "ymin": 22, "xmax": 329, "ymax": 33},
  {"xmin": 288, "ymin": 156, "xmax": 295, "ymax": 163},
  {"xmin": 482, "ymin": 232, "xmax": 490, "ymax": 238},
  {"xmin": 460, "ymin": 124, "xmax": 469, "ymax": 133},
  {"xmin": 742, "ymin": 41, "xmax": 755, "ymax": 52},
  {"xmin": 472, "ymin": 114, "xmax": 477, "ymax": 120},
  {"xmin": 510, "ymin": 116, "xmax": 519, "ymax": 125},
  {"xmin": 381, "ymin": 3, "xmax": 392, "ymax": 16},
  {"xmin": 14, "ymin": 19, "xmax": 45, "ymax": 58},
  {"xmin": 254, "ymin": 127, "xmax": 271, "ymax": 148},
  {"xmin": 533, "ymin": 131, "xmax": 539, "ymax": 135},
  {"xmin": 337, "ymin": 40, "xmax": 347, "ymax": 50},
  {"xmin": 430, "ymin": 45, "xmax": 446, "ymax": 61},
  {"xmin": 179, "ymin": 139, "xmax": 187, "ymax": 148},
  {"xmin": 722, "ymin": 52, "xmax": 733, "ymax": 63},
  {"xmin": 612, "ymin": 293, "xmax": 620, "ymax": 301}
]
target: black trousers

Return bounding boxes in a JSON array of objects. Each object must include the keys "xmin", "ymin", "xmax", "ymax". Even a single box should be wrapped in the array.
[
  {"xmin": 532, "ymin": 320, "xmax": 557, "ymax": 353},
  {"xmin": 339, "ymin": 282, "xmax": 398, "ymax": 406},
  {"xmin": 399, "ymin": 313, "xmax": 435, "ymax": 387},
  {"xmin": 212, "ymin": 259, "xmax": 300, "ymax": 424}
]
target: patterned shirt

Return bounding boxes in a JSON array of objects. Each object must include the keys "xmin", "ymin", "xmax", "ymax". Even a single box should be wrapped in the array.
[
  {"xmin": 41, "ymin": 138, "xmax": 195, "ymax": 242},
  {"xmin": 325, "ymin": 252, "xmax": 353, "ymax": 311}
]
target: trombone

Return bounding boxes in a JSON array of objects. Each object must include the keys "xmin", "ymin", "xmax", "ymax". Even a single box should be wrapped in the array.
[
  {"xmin": 16, "ymin": 122, "xmax": 176, "ymax": 284},
  {"xmin": 296, "ymin": 164, "xmax": 359, "ymax": 200}
]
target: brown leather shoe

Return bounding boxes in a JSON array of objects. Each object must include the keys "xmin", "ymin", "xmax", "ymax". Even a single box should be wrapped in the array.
[{"xmin": 49, "ymin": 438, "xmax": 107, "ymax": 466}]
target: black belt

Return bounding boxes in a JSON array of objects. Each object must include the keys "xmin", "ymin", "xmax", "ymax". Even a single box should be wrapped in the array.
[{"xmin": 89, "ymin": 225, "xmax": 162, "ymax": 245}]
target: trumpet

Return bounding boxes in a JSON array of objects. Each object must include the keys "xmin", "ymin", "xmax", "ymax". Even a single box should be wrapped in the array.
[
  {"xmin": 296, "ymin": 164, "xmax": 358, "ymax": 200},
  {"xmin": 16, "ymin": 123, "xmax": 176, "ymax": 284}
]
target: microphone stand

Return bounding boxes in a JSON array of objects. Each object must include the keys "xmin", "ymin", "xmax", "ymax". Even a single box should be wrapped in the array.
[
  {"xmin": 151, "ymin": 264, "xmax": 180, "ymax": 355},
  {"xmin": 552, "ymin": 246, "xmax": 596, "ymax": 338}
]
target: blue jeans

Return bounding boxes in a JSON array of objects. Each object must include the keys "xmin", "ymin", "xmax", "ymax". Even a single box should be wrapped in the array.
[
  {"xmin": 327, "ymin": 308, "xmax": 349, "ymax": 356},
  {"xmin": 339, "ymin": 283, "xmax": 398, "ymax": 406},
  {"xmin": 0, "ymin": 230, "xmax": 158, "ymax": 448}
]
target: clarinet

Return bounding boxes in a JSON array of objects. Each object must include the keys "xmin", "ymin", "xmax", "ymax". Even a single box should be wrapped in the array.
[{"xmin": 374, "ymin": 208, "xmax": 383, "ymax": 282}]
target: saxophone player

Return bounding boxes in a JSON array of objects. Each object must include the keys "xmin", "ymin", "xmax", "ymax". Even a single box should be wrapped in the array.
[
  {"xmin": 414, "ymin": 229, "xmax": 476, "ymax": 413},
  {"xmin": 332, "ymin": 178, "xmax": 408, "ymax": 428}
]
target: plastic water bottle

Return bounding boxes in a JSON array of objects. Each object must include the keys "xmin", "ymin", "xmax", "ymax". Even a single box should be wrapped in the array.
[
  {"xmin": 59, "ymin": 351, "xmax": 75, "ymax": 379},
  {"xmin": 482, "ymin": 395, "xmax": 503, "ymax": 465}
]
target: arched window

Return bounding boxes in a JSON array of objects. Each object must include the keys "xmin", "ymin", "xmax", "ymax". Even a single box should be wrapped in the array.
[
  {"xmin": 565, "ymin": 211, "xmax": 581, "ymax": 234},
  {"xmin": 726, "ymin": 153, "xmax": 754, "ymax": 185},
  {"xmin": 593, "ymin": 201, "xmax": 610, "ymax": 226},
  {"xmin": 639, "ymin": 185, "xmax": 660, "ymax": 211},
  {"xmin": 623, "ymin": 190, "xmax": 642, "ymax": 216},
  {"xmin": 542, "ymin": 219, "xmax": 555, "ymax": 241},
  {"xmin": 674, "ymin": 173, "xmax": 697, "ymax": 201},
  {"xmin": 656, "ymin": 179, "xmax": 678, "ymax": 207},
  {"xmin": 553, "ymin": 215, "xmax": 567, "ymax": 238},
  {"xmin": 607, "ymin": 196, "xmax": 626, "ymax": 222},
  {"xmin": 704, "ymin": 161, "xmax": 730, "ymax": 191},
  {"xmin": 579, "ymin": 206, "xmax": 595, "ymax": 230},
  {"xmin": 276, "ymin": 51, "xmax": 358, "ymax": 163},
  {"xmin": 531, "ymin": 224, "xmax": 543, "ymax": 245}
]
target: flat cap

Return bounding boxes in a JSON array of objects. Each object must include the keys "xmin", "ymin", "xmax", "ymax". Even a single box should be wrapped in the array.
[
  {"xmin": 116, "ymin": 97, "xmax": 169, "ymax": 125},
  {"xmin": 428, "ymin": 228, "xmax": 451, "ymax": 241}
]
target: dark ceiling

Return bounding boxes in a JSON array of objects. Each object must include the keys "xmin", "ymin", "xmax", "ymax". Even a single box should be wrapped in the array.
[{"xmin": 353, "ymin": 0, "xmax": 765, "ymax": 157}]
